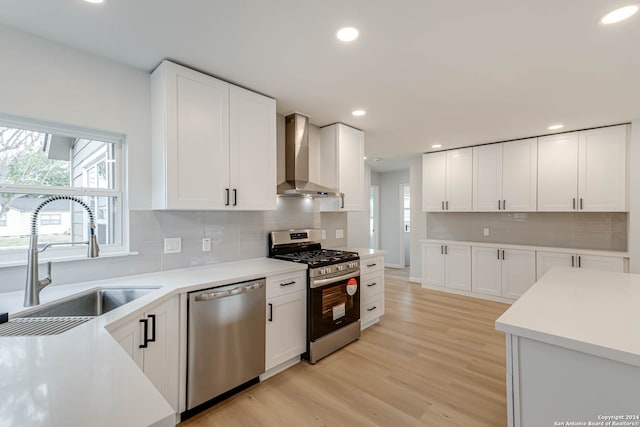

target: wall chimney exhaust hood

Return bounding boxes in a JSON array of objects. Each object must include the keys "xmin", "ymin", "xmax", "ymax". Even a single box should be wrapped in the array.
[{"xmin": 277, "ymin": 113, "xmax": 343, "ymax": 198}]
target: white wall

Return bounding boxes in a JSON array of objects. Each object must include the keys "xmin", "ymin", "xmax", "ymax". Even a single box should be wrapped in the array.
[
  {"xmin": 409, "ymin": 156, "xmax": 426, "ymax": 281},
  {"xmin": 0, "ymin": 24, "xmax": 151, "ymax": 209},
  {"xmin": 379, "ymin": 169, "xmax": 409, "ymax": 267}
]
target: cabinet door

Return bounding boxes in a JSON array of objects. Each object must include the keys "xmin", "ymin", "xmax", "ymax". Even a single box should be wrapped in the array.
[
  {"xmin": 143, "ymin": 296, "xmax": 180, "ymax": 411},
  {"xmin": 265, "ymin": 291, "xmax": 306, "ymax": 371},
  {"xmin": 446, "ymin": 148, "xmax": 473, "ymax": 211},
  {"xmin": 422, "ymin": 243, "xmax": 446, "ymax": 287},
  {"xmin": 578, "ymin": 126, "xmax": 627, "ymax": 212},
  {"xmin": 577, "ymin": 254, "xmax": 625, "ymax": 273},
  {"xmin": 422, "ymin": 153, "xmax": 446, "ymax": 211},
  {"xmin": 229, "ymin": 85, "xmax": 277, "ymax": 210},
  {"xmin": 538, "ymin": 132, "xmax": 579, "ymax": 211},
  {"xmin": 473, "ymin": 144, "xmax": 503, "ymax": 212},
  {"xmin": 502, "ymin": 138, "xmax": 537, "ymax": 211},
  {"xmin": 445, "ymin": 244, "xmax": 471, "ymax": 291},
  {"xmin": 162, "ymin": 61, "xmax": 230, "ymax": 209},
  {"xmin": 109, "ymin": 317, "xmax": 144, "ymax": 369},
  {"xmin": 536, "ymin": 251, "xmax": 574, "ymax": 279},
  {"xmin": 501, "ymin": 249, "xmax": 536, "ymax": 299},
  {"xmin": 337, "ymin": 125, "xmax": 365, "ymax": 211},
  {"xmin": 471, "ymin": 247, "xmax": 502, "ymax": 297}
]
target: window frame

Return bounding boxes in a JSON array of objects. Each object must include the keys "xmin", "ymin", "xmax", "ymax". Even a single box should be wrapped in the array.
[{"xmin": 0, "ymin": 114, "xmax": 127, "ymax": 265}]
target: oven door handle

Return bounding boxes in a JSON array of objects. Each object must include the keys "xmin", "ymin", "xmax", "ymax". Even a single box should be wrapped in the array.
[{"xmin": 310, "ymin": 270, "xmax": 359, "ymax": 288}]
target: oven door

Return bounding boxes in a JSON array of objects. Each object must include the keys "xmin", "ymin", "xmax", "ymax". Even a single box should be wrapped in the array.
[{"xmin": 309, "ymin": 270, "xmax": 360, "ymax": 342}]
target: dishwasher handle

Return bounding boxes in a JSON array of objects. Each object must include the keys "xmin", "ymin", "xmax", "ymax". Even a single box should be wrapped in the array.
[{"xmin": 194, "ymin": 281, "xmax": 265, "ymax": 301}]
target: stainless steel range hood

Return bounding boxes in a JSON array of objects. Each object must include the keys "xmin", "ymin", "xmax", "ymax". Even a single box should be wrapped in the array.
[{"xmin": 277, "ymin": 113, "xmax": 342, "ymax": 198}]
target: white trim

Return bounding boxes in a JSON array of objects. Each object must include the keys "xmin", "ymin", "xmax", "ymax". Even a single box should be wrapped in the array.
[
  {"xmin": 409, "ymin": 276, "xmax": 422, "ymax": 284},
  {"xmin": 419, "ymin": 280, "xmax": 515, "ymax": 304},
  {"xmin": 0, "ymin": 184, "xmax": 120, "ymax": 197},
  {"xmin": 384, "ymin": 263, "xmax": 404, "ymax": 268},
  {"xmin": 0, "ymin": 250, "xmax": 139, "ymax": 268},
  {"xmin": 398, "ymin": 183, "xmax": 405, "ymax": 268}
]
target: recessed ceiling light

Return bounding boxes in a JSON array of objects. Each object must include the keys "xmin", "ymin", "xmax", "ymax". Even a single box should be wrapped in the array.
[
  {"xmin": 548, "ymin": 124, "xmax": 564, "ymax": 130},
  {"xmin": 83, "ymin": 0, "xmax": 107, "ymax": 3},
  {"xmin": 600, "ymin": 5, "xmax": 639, "ymax": 24},
  {"xmin": 352, "ymin": 110, "xmax": 366, "ymax": 117},
  {"xmin": 337, "ymin": 27, "xmax": 359, "ymax": 42},
  {"xmin": 363, "ymin": 156, "xmax": 368, "ymax": 160},
  {"xmin": 431, "ymin": 144, "xmax": 442, "ymax": 148}
]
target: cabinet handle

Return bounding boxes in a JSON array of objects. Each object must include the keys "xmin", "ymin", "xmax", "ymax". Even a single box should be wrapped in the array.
[
  {"xmin": 147, "ymin": 314, "xmax": 156, "ymax": 343},
  {"xmin": 502, "ymin": 250, "xmax": 505, "ymax": 260},
  {"xmin": 571, "ymin": 255, "xmax": 575, "ymax": 267},
  {"xmin": 446, "ymin": 201, "xmax": 449, "ymax": 210},
  {"xmin": 498, "ymin": 200, "xmax": 501, "ymax": 210},
  {"xmin": 442, "ymin": 201, "xmax": 445, "ymax": 210},
  {"xmin": 367, "ymin": 282, "xmax": 377, "ymax": 287},
  {"xmin": 268, "ymin": 303, "xmax": 273, "ymax": 322},
  {"xmin": 580, "ymin": 198, "xmax": 583, "ymax": 210},
  {"xmin": 444, "ymin": 245, "xmax": 448, "ymax": 255},
  {"xmin": 139, "ymin": 318, "xmax": 149, "ymax": 349},
  {"xmin": 497, "ymin": 249, "xmax": 500, "ymax": 260},
  {"xmin": 225, "ymin": 188, "xmax": 230, "ymax": 206},
  {"xmin": 366, "ymin": 306, "xmax": 377, "ymax": 312},
  {"xmin": 578, "ymin": 256, "xmax": 581, "ymax": 268},
  {"xmin": 503, "ymin": 200, "xmax": 506, "ymax": 210},
  {"xmin": 441, "ymin": 245, "xmax": 444, "ymax": 255},
  {"xmin": 572, "ymin": 198, "xmax": 576, "ymax": 210},
  {"xmin": 233, "ymin": 189, "xmax": 237, "ymax": 206},
  {"xmin": 367, "ymin": 263, "xmax": 377, "ymax": 267},
  {"xmin": 280, "ymin": 281, "xmax": 296, "ymax": 287},
  {"xmin": 341, "ymin": 196, "xmax": 345, "ymax": 209}
]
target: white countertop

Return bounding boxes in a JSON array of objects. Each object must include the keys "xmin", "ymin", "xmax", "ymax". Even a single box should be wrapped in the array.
[
  {"xmin": 495, "ymin": 267, "xmax": 640, "ymax": 367},
  {"xmin": 419, "ymin": 239, "xmax": 628, "ymax": 258},
  {"xmin": 334, "ymin": 247, "xmax": 386, "ymax": 259},
  {"xmin": 0, "ymin": 258, "xmax": 306, "ymax": 427}
]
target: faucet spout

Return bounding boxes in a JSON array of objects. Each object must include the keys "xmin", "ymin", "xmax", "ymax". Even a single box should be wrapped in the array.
[{"xmin": 24, "ymin": 196, "xmax": 100, "ymax": 307}]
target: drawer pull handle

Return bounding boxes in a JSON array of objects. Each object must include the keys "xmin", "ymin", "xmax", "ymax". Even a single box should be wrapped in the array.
[
  {"xmin": 367, "ymin": 306, "xmax": 377, "ymax": 312},
  {"xmin": 367, "ymin": 282, "xmax": 377, "ymax": 287},
  {"xmin": 366, "ymin": 263, "xmax": 377, "ymax": 267},
  {"xmin": 280, "ymin": 281, "xmax": 296, "ymax": 287}
]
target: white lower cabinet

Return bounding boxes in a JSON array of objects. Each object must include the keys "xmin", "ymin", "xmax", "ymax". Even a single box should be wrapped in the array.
[
  {"xmin": 265, "ymin": 271, "xmax": 306, "ymax": 372},
  {"xmin": 472, "ymin": 247, "xmax": 536, "ymax": 299},
  {"xmin": 422, "ymin": 243, "xmax": 471, "ymax": 291},
  {"xmin": 537, "ymin": 251, "xmax": 625, "ymax": 279},
  {"xmin": 109, "ymin": 296, "xmax": 180, "ymax": 411},
  {"xmin": 360, "ymin": 255, "xmax": 385, "ymax": 329}
]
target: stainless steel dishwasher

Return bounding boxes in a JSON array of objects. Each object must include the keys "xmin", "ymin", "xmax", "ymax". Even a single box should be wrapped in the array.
[{"xmin": 187, "ymin": 278, "xmax": 265, "ymax": 410}]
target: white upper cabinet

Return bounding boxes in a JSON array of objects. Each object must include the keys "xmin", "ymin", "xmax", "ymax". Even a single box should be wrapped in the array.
[
  {"xmin": 422, "ymin": 148, "xmax": 472, "ymax": 211},
  {"xmin": 320, "ymin": 123, "xmax": 365, "ymax": 211},
  {"xmin": 151, "ymin": 60, "xmax": 276, "ymax": 210},
  {"xmin": 538, "ymin": 125, "xmax": 627, "ymax": 212},
  {"xmin": 578, "ymin": 126, "xmax": 627, "ymax": 211},
  {"xmin": 474, "ymin": 138, "xmax": 537, "ymax": 212}
]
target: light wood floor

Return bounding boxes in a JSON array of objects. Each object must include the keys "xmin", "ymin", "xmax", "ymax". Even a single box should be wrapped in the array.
[{"xmin": 180, "ymin": 269, "xmax": 510, "ymax": 427}]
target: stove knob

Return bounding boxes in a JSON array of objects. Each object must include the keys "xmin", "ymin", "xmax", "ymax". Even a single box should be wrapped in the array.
[{"xmin": 337, "ymin": 265, "xmax": 344, "ymax": 271}]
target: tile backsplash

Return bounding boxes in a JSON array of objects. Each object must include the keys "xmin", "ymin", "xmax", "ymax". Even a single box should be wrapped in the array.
[
  {"xmin": 427, "ymin": 212, "xmax": 627, "ymax": 251},
  {"xmin": 0, "ymin": 198, "xmax": 348, "ymax": 293}
]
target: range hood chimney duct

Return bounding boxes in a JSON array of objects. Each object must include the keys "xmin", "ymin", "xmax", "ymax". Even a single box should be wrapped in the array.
[{"xmin": 277, "ymin": 113, "xmax": 342, "ymax": 198}]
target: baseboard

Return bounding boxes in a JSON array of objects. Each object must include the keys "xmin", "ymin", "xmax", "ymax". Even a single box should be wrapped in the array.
[
  {"xmin": 419, "ymin": 282, "xmax": 514, "ymax": 304},
  {"xmin": 409, "ymin": 276, "xmax": 422, "ymax": 284},
  {"xmin": 259, "ymin": 356, "xmax": 301, "ymax": 381},
  {"xmin": 385, "ymin": 263, "xmax": 404, "ymax": 268}
]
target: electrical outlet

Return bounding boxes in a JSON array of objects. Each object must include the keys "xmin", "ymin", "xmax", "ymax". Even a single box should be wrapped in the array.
[
  {"xmin": 336, "ymin": 229, "xmax": 344, "ymax": 239},
  {"xmin": 483, "ymin": 228, "xmax": 490, "ymax": 237},
  {"xmin": 163, "ymin": 237, "xmax": 182, "ymax": 254},
  {"xmin": 321, "ymin": 230, "xmax": 326, "ymax": 240},
  {"xmin": 202, "ymin": 238, "xmax": 212, "ymax": 252}
]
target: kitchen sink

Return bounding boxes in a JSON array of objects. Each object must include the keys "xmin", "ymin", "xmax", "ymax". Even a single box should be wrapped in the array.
[{"xmin": 17, "ymin": 287, "xmax": 159, "ymax": 318}]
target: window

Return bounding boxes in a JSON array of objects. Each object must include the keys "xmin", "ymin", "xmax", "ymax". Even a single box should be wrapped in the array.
[
  {"xmin": 0, "ymin": 213, "xmax": 6, "ymax": 227},
  {"xmin": 0, "ymin": 116, "xmax": 124, "ymax": 261},
  {"xmin": 403, "ymin": 185, "xmax": 410, "ymax": 232}
]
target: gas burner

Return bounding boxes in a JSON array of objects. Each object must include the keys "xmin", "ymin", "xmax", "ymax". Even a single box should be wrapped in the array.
[{"xmin": 275, "ymin": 248, "xmax": 359, "ymax": 268}]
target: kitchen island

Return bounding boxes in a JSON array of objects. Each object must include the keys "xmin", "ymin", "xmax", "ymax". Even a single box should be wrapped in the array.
[{"xmin": 495, "ymin": 267, "xmax": 640, "ymax": 427}]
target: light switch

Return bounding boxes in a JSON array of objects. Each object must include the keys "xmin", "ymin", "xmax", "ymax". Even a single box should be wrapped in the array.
[
  {"xmin": 336, "ymin": 229, "xmax": 344, "ymax": 239},
  {"xmin": 483, "ymin": 228, "xmax": 490, "ymax": 237},
  {"xmin": 164, "ymin": 237, "xmax": 182, "ymax": 254},
  {"xmin": 321, "ymin": 230, "xmax": 326, "ymax": 240},
  {"xmin": 202, "ymin": 238, "xmax": 212, "ymax": 252}
]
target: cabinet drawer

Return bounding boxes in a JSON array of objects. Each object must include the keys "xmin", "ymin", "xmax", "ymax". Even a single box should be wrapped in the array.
[
  {"xmin": 361, "ymin": 256, "xmax": 384, "ymax": 275},
  {"xmin": 362, "ymin": 294, "xmax": 384, "ymax": 324},
  {"xmin": 361, "ymin": 272, "xmax": 384, "ymax": 299},
  {"xmin": 266, "ymin": 271, "xmax": 306, "ymax": 299}
]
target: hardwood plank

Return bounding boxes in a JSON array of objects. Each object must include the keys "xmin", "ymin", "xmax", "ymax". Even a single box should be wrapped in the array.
[{"xmin": 180, "ymin": 269, "xmax": 510, "ymax": 427}]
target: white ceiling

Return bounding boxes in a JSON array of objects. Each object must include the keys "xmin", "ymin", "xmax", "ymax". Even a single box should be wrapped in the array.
[{"xmin": 1, "ymin": 0, "xmax": 639, "ymax": 172}]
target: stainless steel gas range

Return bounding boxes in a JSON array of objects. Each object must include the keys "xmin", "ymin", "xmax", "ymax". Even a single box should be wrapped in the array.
[{"xmin": 269, "ymin": 229, "xmax": 360, "ymax": 363}]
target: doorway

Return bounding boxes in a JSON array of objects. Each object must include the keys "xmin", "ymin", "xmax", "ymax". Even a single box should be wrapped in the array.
[{"xmin": 401, "ymin": 183, "xmax": 410, "ymax": 267}]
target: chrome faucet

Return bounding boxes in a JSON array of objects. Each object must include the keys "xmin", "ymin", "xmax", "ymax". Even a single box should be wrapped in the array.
[{"xmin": 24, "ymin": 196, "xmax": 100, "ymax": 307}]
